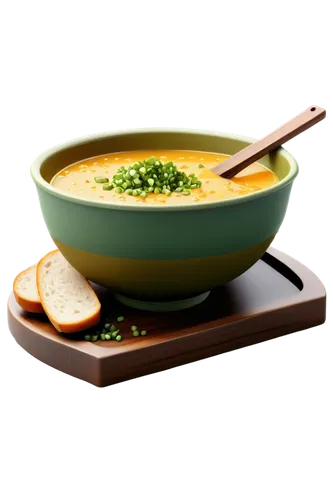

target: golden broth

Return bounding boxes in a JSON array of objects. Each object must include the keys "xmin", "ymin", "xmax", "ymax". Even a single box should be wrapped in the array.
[{"xmin": 51, "ymin": 150, "xmax": 279, "ymax": 205}]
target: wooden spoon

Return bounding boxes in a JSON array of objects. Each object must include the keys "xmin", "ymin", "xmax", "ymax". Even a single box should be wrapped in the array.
[{"xmin": 212, "ymin": 105, "xmax": 326, "ymax": 179}]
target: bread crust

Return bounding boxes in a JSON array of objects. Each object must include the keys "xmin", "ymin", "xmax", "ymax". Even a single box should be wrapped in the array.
[
  {"xmin": 37, "ymin": 250, "xmax": 101, "ymax": 333},
  {"xmin": 13, "ymin": 265, "xmax": 44, "ymax": 314}
]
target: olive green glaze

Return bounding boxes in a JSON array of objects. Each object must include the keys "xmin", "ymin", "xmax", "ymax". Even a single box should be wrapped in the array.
[
  {"xmin": 31, "ymin": 129, "xmax": 298, "ymax": 300},
  {"xmin": 53, "ymin": 235, "xmax": 275, "ymax": 299}
]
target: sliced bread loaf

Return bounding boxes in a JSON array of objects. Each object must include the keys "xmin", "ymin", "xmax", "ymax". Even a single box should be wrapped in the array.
[
  {"xmin": 13, "ymin": 264, "xmax": 44, "ymax": 313},
  {"xmin": 37, "ymin": 250, "xmax": 101, "ymax": 333}
]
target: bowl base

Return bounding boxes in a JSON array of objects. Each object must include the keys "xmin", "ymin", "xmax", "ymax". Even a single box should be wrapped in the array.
[{"xmin": 114, "ymin": 291, "xmax": 211, "ymax": 312}]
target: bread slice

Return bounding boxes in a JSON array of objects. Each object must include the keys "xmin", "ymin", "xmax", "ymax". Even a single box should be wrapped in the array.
[
  {"xmin": 13, "ymin": 264, "xmax": 44, "ymax": 313},
  {"xmin": 37, "ymin": 250, "xmax": 101, "ymax": 333}
]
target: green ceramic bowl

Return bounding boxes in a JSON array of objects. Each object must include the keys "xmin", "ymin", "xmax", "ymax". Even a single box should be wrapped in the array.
[{"xmin": 31, "ymin": 129, "xmax": 298, "ymax": 310}]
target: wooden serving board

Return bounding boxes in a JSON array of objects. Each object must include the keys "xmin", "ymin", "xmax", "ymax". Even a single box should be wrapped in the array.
[{"xmin": 7, "ymin": 248, "xmax": 326, "ymax": 387}]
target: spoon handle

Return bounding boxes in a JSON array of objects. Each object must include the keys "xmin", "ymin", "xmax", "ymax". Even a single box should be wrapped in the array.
[{"xmin": 213, "ymin": 105, "xmax": 326, "ymax": 179}]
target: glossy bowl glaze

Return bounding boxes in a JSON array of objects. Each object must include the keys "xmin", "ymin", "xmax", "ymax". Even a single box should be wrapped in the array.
[{"xmin": 31, "ymin": 129, "xmax": 298, "ymax": 303}]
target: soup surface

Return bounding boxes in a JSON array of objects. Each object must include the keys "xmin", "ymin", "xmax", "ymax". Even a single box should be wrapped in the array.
[{"xmin": 51, "ymin": 150, "xmax": 279, "ymax": 205}]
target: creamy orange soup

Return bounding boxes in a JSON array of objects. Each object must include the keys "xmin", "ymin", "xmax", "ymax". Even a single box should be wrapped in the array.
[{"xmin": 51, "ymin": 150, "xmax": 279, "ymax": 205}]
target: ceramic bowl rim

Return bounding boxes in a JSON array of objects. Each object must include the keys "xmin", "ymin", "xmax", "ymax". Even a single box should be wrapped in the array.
[{"xmin": 30, "ymin": 128, "xmax": 299, "ymax": 212}]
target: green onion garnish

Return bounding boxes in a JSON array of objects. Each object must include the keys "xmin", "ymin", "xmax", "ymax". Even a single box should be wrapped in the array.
[
  {"xmin": 96, "ymin": 157, "xmax": 202, "ymax": 197},
  {"xmin": 94, "ymin": 176, "xmax": 109, "ymax": 183}
]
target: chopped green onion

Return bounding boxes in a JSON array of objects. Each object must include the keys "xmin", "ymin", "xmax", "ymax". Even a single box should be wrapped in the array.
[
  {"xmin": 100, "ymin": 333, "xmax": 106, "ymax": 341},
  {"xmin": 115, "ymin": 335, "xmax": 122, "ymax": 342},
  {"xmin": 140, "ymin": 330, "xmax": 147, "ymax": 336},
  {"xmin": 84, "ymin": 335, "xmax": 92, "ymax": 341},
  {"xmin": 106, "ymin": 157, "xmax": 201, "ymax": 198},
  {"xmin": 117, "ymin": 316, "xmax": 124, "ymax": 322},
  {"xmin": 133, "ymin": 330, "xmax": 140, "ymax": 337},
  {"xmin": 147, "ymin": 156, "xmax": 156, "ymax": 165},
  {"xmin": 198, "ymin": 164, "xmax": 205, "ymax": 168},
  {"xmin": 131, "ymin": 325, "xmax": 138, "ymax": 332},
  {"xmin": 94, "ymin": 176, "xmax": 109, "ymax": 183}
]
